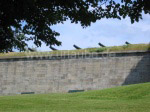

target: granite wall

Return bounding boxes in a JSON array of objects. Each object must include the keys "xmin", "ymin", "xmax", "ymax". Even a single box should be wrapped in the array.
[{"xmin": 0, "ymin": 51, "xmax": 150, "ymax": 95}]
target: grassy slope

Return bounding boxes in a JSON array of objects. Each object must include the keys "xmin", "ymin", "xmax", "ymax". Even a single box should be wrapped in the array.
[
  {"xmin": 0, "ymin": 44, "xmax": 150, "ymax": 58},
  {"xmin": 0, "ymin": 82, "xmax": 150, "ymax": 112}
]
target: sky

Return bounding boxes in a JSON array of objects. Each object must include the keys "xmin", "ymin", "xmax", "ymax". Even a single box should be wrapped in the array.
[{"xmin": 31, "ymin": 14, "xmax": 150, "ymax": 51}]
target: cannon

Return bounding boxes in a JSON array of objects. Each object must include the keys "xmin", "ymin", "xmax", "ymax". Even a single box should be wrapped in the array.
[
  {"xmin": 98, "ymin": 43, "xmax": 106, "ymax": 47},
  {"xmin": 50, "ymin": 46, "xmax": 57, "ymax": 51},
  {"xmin": 125, "ymin": 41, "xmax": 130, "ymax": 45},
  {"xmin": 73, "ymin": 44, "xmax": 81, "ymax": 49},
  {"xmin": 28, "ymin": 47, "xmax": 36, "ymax": 52}
]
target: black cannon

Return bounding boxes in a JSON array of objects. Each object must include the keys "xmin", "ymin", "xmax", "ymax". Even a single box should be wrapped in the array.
[
  {"xmin": 28, "ymin": 47, "xmax": 36, "ymax": 52},
  {"xmin": 50, "ymin": 46, "xmax": 57, "ymax": 51},
  {"xmin": 125, "ymin": 41, "xmax": 130, "ymax": 45},
  {"xmin": 98, "ymin": 43, "xmax": 106, "ymax": 47},
  {"xmin": 73, "ymin": 44, "xmax": 81, "ymax": 49}
]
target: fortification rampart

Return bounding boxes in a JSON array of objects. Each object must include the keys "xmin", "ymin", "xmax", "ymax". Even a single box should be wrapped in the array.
[{"xmin": 0, "ymin": 51, "xmax": 150, "ymax": 95}]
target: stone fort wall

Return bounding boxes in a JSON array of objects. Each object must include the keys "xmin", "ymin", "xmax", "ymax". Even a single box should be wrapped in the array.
[{"xmin": 0, "ymin": 51, "xmax": 150, "ymax": 95}]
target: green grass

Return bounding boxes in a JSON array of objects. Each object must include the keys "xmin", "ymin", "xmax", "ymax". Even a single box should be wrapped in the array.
[
  {"xmin": 0, "ymin": 43, "xmax": 150, "ymax": 58},
  {"xmin": 88, "ymin": 43, "xmax": 150, "ymax": 52},
  {"xmin": 0, "ymin": 82, "xmax": 150, "ymax": 112}
]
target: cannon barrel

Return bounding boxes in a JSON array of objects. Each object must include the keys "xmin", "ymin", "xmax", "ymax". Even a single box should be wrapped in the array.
[
  {"xmin": 28, "ymin": 47, "xmax": 36, "ymax": 52},
  {"xmin": 50, "ymin": 46, "xmax": 57, "ymax": 51},
  {"xmin": 125, "ymin": 41, "xmax": 130, "ymax": 45},
  {"xmin": 98, "ymin": 43, "xmax": 105, "ymax": 47},
  {"xmin": 73, "ymin": 45, "xmax": 81, "ymax": 49}
]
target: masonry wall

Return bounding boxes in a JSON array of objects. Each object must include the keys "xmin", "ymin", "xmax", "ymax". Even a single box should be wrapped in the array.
[{"xmin": 0, "ymin": 51, "xmax": 150, "ymax": 95}]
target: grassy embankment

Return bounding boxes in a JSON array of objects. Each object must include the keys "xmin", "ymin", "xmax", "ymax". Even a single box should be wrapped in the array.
[
  {"xmin": 0, "ymin": 43, "xmax": 149, "ymax": 58},
  {"xmin": 0, "ymin": 82, "xmax": 150, "ymax": 112}
]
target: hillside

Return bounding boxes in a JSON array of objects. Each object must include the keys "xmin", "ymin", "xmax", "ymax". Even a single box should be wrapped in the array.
[
  {"xmin": 0, "ymin": 82, "xmax": 150, "ymax": 112},
  {"xmin": 0, "ymin": 43, "xmax": 150, "ymax": 58}
]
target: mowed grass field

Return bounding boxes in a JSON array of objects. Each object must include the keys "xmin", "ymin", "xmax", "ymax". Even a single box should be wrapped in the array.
[{"xmin": 0, "ymin": 83, "xmax": 150, "ymax": 112}]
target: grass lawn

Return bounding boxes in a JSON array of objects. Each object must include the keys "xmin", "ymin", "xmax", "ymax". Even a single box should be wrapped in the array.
[
  {"xmin": 0, "ymin": 82, "xmax": 150, "ymax": 112},
  {"xmin": 0, "ymin": 43, "xmax": 150, "ymax": 58}
]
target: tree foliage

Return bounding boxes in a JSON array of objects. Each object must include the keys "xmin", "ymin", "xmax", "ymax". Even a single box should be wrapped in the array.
[{"xmin": 0, "ymin": 0, "xmax": 149, "ymax": 52}]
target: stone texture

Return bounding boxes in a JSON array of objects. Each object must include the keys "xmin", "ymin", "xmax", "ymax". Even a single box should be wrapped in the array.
[{"xmin": 0, "ymin": 51, "xmax": 150, "ymax": 95}]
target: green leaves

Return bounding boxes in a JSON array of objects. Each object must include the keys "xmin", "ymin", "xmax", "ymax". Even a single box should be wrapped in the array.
[{"xmin": 0, "ymin": 0, "xmax": 149, "ymax": 52}]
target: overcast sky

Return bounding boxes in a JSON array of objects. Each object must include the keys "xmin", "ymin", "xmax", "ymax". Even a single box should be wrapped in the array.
[{"xmin": 31, "ymin": 14, "xmax": 150, "ymax": 51}]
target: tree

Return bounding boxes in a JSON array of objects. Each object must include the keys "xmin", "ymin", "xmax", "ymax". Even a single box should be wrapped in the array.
[{"xmin": 0, "ymin": 0, "xmax": 149, "ymax": 52}]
